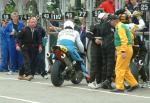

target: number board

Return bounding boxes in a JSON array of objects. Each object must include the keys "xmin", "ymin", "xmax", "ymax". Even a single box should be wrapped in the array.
[
  {"xmin": 65, "ymin": 12, "xmax": 75, "ymax": 19},
  {"xmin": 2, "ymin": 14, "xmax": 11, "ymax": 19},
  {"xmin": 92, "ymin": 9, "xmax": 104, "ymax": 17},
  {"xmin": 78, "ymin": 11, "xmax": 88, "ymax": 17},
  {"xmin": 19, "ymin": 14, "xmax": 31, "ymax": 20},
  {"xmin": 42, "ymin": 13, "xmax": 62, "ymax": 20},
  {"xmin": 139, "ymin": 3, "xmax": 150, "ymax": 11}
]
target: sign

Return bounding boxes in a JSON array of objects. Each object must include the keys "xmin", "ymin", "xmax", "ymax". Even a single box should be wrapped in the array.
[
  {"xmin": 19, "ymin": 14, "xmax": 31, "ymax": 20},
  {"xmin": 2, "ymin": 14, "xmax": 11, "ymax": 19},
  {"xmin": 92, "ymin": 9, "xmax": 104, "ymax": 17},
  {"xmin": 139, "ymin": 3, "xmax": 150, "ymax": 11},
  {"xmin": 42, "ymin": 13, "xmax": 62, "ymax": 20},
  {"xmin": 65, "ymin": 12, "xmax": 75, "ymax": 19},
  {"xmin": 78, "ymin": 11, "xmax": 88, "ymax": 17}
]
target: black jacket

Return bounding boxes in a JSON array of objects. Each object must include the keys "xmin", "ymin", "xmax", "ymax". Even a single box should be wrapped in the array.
[{"xmin": 17, "ymin": 26, "xmax": 42, "ymax": 48}]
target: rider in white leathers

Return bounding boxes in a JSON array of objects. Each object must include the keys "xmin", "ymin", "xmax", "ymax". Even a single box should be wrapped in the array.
[{"xmin": 57, "ymin": 20, "xmax": 90, "ymax": 80}]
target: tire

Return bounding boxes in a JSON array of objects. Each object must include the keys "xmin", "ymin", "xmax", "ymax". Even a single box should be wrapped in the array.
[
  {"xmin": 130, "ymin": 62, "xmax": 139, "ymax": 81},
  {"xmin": 51, "ymin": 60, "xmax": 65, "ymax": 87},
  {"xmin": 71, "ymin": 70, "xmax": 83, "ymax": 84}
]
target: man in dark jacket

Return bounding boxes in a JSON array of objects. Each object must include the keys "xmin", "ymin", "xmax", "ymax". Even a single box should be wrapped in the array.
[
  {"xmin": 87, "ymin": 14, "xmax": 104, "ymax": 88},
  {"xmin": 16, "ymin": 17, "xmax": 42, "ymax": 81},
  {"xmin": 100, "ymin": 14, "xmax": 116, "ymax": 89}
]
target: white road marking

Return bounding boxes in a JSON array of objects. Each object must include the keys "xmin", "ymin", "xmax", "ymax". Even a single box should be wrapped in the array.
[
  {"xmin": 0, "ymin": 76, "xmax": 150, "ymax": 100},
  {"xmin": 0, "ymin": 95, "xmax": 40, "ymax": 103}
]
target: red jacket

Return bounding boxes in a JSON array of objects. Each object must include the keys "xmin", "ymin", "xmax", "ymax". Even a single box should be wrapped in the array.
[{"xmin": 98, "ymin": 0, "xmax": 115, "ymax": 14}]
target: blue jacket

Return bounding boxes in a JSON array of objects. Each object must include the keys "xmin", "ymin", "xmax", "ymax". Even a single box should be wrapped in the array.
[{"xmin": 4, "ymin": 20, "xmax": 24, "ymax": 38}]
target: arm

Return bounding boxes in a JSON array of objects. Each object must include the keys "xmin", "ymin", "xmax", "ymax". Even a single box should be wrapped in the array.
[
  {"xmin": 16, "ymin": 28, "xmax": 25, "ymax": 50},
  {"xmin": 75, "ymin": 31, "xmax": 84, "ymax": 53},
  {"xmin": 136, "ymin": 18, "xmax": 145, "ymax": 30}
]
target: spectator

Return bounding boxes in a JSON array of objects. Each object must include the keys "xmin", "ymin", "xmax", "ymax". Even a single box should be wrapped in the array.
[
  {"xmin": 79, "ymin": 17, "xmax": 86, "ymax": 48},
  {"xmin": 97, "ymin": 0, "xmax": 115, "ymax": 14},
  {"xmin": 0, "ymin": 19, "xmax": 9, "ymax": 72},
  {"xmin": 100, "ymin": 14, "xmax": 115, "ymax": 89},
  {"xmin": 87, "ymin": 13, "xmax": 105, "ymax": 88},
  {"xmin": 16, "ymin": 17, "xmax": 42, "ymax": 81},
  {"xmin": 127, "ymin": 0, "xmax": 140, "ymax": 24},
  {"xmin": 34, "ymin": 17, "xmax": 48, "ymax": 78},
  {"xmin": 127, "ymin": 0, "xmax": 140, "ymax": 13},
  {"xmin": 4, "ymin": 12, "xmax": 24, "ymax": 74}
]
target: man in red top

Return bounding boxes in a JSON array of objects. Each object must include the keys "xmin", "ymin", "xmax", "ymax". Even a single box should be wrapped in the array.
[{"xmin": 97, "ymin": 0, "xmax": 115, "ymax": 14}]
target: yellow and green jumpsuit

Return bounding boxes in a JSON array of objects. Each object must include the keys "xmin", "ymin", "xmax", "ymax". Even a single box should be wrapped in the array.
[{"xmin": 114, "ymin": 22, "xmax": 138, "ymax": 90}]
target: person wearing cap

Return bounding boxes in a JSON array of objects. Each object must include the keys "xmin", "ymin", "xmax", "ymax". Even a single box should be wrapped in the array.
[
  {"xmin": 98, "ymin": 13, "xmax": 116, "ymax": 89},
  {"xmin": 87, "ymin": 13, "xmax": 106, "ymax": 89},
  {"xmin": 109, "ymin": 15, "xmax": 138, "ymax": 92},
  {"xmin": 115, "ymin": 9, "xmax": 148, "ymax": 82}
]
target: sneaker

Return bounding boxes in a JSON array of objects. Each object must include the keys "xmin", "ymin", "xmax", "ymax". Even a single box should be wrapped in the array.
[
  {"xmin": 7, "ymin": 71, "xmax": 14, "ymax": 75},
  {"xmin": 88, "ymin": 82, "xmax": 101, "ymax": 89},
  {"xmin": 127, "ymin": 85, "xmax": 139, "ymax": 92},
  {"xmin": 101, "ymin": 80, "xmax": 112, "ymax": 89}
]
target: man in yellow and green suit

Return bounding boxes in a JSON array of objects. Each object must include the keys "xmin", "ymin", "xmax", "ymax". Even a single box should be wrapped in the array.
[{"xmin": 109, "ymin": 15, "xmax": 138, "ymax": 93}]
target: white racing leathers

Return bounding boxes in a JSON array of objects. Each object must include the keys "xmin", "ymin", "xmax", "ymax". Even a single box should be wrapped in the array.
[{"xmin": 57, "ymin": 29, "xmax": 89, "ymax": 78}]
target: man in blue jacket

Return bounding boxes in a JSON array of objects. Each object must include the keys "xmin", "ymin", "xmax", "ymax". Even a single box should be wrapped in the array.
[{"xmin": 4, "ymin": 12, "xmax": 24, "ymax": 74}]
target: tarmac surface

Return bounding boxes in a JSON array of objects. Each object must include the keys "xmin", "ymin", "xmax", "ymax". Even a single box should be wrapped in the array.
[{"xmin": 0, "ymin": 72, "xmax": 150, "ymax": 103}]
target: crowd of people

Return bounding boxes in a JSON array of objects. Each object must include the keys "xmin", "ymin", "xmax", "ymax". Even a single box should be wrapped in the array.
[
  {"xmin": 87, "ymin": 0, "xmax": 148, "ymax": 92},
  {"xmin": 0, "ymin": 0, "xmax": 149, "ymax": 93},
  {"xmin": 0, "ymin": 12, "xmax": 47, "ymax": 81}
]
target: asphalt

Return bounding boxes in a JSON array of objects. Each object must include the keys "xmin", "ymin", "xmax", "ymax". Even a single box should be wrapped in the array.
[{"xmin": 0, "ymin": 72, "xmax": 150, "ymax": 103}]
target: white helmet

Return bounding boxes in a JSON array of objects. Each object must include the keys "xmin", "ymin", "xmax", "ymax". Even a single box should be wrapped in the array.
[{"xmin": 64, "ymin": 20, "xmax": 74, "ymax": 29}]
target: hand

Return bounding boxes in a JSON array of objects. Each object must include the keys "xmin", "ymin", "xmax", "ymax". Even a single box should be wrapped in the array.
[
  {"xmin": 10, "ymin": 31, "xmax": 15, "ymax": 35},
  {"xmin": 39, "ymin": 46, "xmax": 42, "ymax": 53},
  {"xmin": 132, "ymin": 11, "xmax": 142, "ymax": 18},
  {"xmin": 121, "ymin": 52, "xmax": 126, "ymax": 59},
  {"xmin": 125, "ymin": 8, "xmax": 132, "ymax": 17},
  {"xmin": 16, "ymin": 46, "xmax": 21, "ymax": 51},
  {"xmin": 95, "ymin": 39, "xmax": 102, "ymax": 45}
]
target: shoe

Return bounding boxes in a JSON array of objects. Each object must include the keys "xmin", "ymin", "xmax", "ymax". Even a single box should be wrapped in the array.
[
  {"xmin": 101, "ymin": 80, "xmax": 112, "ymax": 89},
  {"xmin": 43, "ymin": 74, "xmax": 49, "ymax": 79},
  {"xmin": 127, "ymin": 85, "xmax": 139, "ymax": 92},
  {"xmin": 7, "ymin": 71, "xmax": 14, "ymax": 75},
  {"xmin": 26, "ymin": 75, "xmax": 34, "ymax": 81},
  {"xmin": 111, "ymin": 89, "xmax": 124, "ymax": 93},
  {"xmin": 88, "ymin": 82, "xmax": 97, "ymax": 89},
  {"xmin": 18, "ymin": 75, "xmax": 27, "ymax": 80}
]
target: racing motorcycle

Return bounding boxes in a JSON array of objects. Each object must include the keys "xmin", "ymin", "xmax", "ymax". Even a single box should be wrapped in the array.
[{"xmin": 47, "ymin": 45, "xmax": 84, "ymax": 87}]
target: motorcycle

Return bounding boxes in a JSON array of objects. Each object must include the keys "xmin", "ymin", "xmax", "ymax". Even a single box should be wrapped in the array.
[{"xmin": 47, "ymin": 45, "xmax": 84, "ymax": 87}]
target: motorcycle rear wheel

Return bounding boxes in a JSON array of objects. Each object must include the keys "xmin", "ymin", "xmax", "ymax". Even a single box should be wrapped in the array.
[{"xmin": 51, "ymin": 60, "xmax": 65, "ymax": 87}]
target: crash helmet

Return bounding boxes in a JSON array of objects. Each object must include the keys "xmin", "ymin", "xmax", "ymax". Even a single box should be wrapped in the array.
[{"xmin": 64, "ymin": 20, "xmax": 74, "ymax": 29}]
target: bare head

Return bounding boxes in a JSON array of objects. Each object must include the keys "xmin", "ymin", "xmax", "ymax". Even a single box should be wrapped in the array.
[
  {"xmin": 11, "ymin": 12, "xmax": 19, "ymax": 23},
  {"xmin": 28, "ymin": 17, "xmax": 37, "ymax": 28}
]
